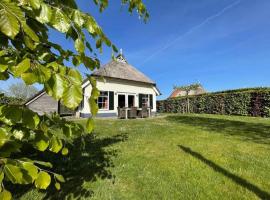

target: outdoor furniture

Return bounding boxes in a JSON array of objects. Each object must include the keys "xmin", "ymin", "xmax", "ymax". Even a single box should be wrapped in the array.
[
  {"xmin": 138, "ymin": 107, "xmax": 151, "ymax": 118},
  {"xmin": 118, "ymin": 107, "xmax": 151, "ymax": 119},
  {"xmin": 118, "ymin": 107, "xmax": 126, "ymax": 119},
  {"xmin": 128, "ymin": 107, "xmax": 137, "ymax": 119}
]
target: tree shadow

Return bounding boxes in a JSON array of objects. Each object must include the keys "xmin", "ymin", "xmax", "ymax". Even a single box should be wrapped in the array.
[
  {"xmin": 178, "ymin": 145, "xmax": 270, "ymax": 199},
  {"xmin": 12, "ymin": 133, "xmax": 128, "ymax": 199},
  {"xmin": 166, "ymin": 115, "xmax": 270, "ymax": 145}
]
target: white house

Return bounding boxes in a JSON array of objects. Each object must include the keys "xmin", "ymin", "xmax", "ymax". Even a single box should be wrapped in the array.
[
  {"xmin": 25, "ymin": 54, "xmax": 161, "ymax": 118},
  {"xmin": 79, "ymin": 54, "xmax": 161, "ymax": 117}
]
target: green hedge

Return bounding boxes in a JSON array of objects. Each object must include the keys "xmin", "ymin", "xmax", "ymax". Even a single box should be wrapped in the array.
[
  {"xmin": 157, "ymin": 89, "xmax": 270, "ymax": 117},
  {"xmin": 0, "ymin": 95, "xmax": 22, "ymax": 105}
]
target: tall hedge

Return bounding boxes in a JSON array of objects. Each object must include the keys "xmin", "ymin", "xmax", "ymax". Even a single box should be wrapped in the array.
[{"xmin": 157, "ymin": 89, "xmax": 270, "ymax": 117}]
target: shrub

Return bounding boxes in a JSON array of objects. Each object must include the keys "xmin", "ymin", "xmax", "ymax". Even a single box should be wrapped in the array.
[{"xmin": 157, "ymin": 88, "xmax": 270, "ymax": 117}]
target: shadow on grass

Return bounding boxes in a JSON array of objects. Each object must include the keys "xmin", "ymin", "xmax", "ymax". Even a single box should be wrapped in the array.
[
  {"xmin": 13, "ymin": 133, "xmax": 128, "ymax": 200},
  {"xmin": 179, "ymin": 145, "xmax": 270, "ymax": 199},
  {"xmin": 166, "ymin": 115, "xmax": 270, "ymax": 145}
]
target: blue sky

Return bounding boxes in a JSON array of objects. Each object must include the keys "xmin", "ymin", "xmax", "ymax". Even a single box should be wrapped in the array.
[{"xmin": 1, "ymin": 0, "xmax": 270, "ymax": 99}]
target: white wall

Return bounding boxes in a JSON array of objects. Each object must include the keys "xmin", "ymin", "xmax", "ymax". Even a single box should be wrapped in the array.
[{"xmin": 79, "ymin": 77, "xmax": 158, "ymax": 115}]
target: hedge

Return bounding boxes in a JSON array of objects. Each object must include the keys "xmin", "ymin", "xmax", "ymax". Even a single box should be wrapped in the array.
[
  {"xmin": 157, "ymin": 88, "xmax": 270, "ymax": 117},
  {"xmin": 0, "ymin": 95, "xmax": 22, "ymax": 105}
]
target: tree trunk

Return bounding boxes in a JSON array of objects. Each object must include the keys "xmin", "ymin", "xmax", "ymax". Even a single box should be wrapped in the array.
[
  {"xmin": 186, "ymin": 90, "xmax": 190, "ymax": 113},
  {"xmin": 187, "ymin": 97, "xmax": 190, "ymax": 113}
]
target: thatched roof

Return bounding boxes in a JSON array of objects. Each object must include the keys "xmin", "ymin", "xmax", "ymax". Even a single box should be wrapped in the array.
[{"xmin": 92, "ymin": 55, "xmax": 155, "ymax": 84}]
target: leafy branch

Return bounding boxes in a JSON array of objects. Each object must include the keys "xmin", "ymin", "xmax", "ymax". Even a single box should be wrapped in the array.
[{"xmin": 0, "ymin": 0, "xmax": 149, "ymax": 198}]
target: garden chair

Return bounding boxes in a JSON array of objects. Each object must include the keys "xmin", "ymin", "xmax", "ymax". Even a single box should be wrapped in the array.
[
  {"xmin": 118, "ymin": 107, "xmax": 126, "ymax": 119},
  {"xmin": 139, "ymin": 107, "xmax": 150, "ymax": 118},
  {"xmin": 128, "ymin": 107, "xmax": 137, "ymax": 119}
]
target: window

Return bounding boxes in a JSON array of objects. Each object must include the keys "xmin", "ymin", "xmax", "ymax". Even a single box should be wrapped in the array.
[
  {"xmin": 142, "ymin": 94, "xmax": 149, "ymax": 107},
  {"xmin": 98, "ymin": 91, "xmax": 109, "ymax": 109}
]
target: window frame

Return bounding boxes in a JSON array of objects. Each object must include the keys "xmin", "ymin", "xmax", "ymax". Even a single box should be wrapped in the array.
[{"xmin": 97, "ymin": 91, "xmax": 109, "ymax": 111}]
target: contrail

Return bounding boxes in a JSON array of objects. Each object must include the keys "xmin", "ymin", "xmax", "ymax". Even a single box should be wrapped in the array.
[{"xmin": 141, "ymin": 0, "xmax": 242, "ymax": 64}]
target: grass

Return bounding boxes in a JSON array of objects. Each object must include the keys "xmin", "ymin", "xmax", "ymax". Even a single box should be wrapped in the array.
[{"xmin": 18, "ymin": 114, "xmax": 270, "ymax": 200}]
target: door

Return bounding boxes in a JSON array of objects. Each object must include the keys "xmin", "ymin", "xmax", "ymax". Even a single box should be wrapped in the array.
[
  {"xmin": 118, "ymin": 94, "xmax": 126, "ymax": 108},
  {"xmin": 128, "ymin": 95, "xmax": 135, "ymax": 108}
]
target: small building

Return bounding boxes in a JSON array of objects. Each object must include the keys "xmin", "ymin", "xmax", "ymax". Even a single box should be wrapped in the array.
[
  {"xmin": 25, "ymin": 54, "xmax": 161, "ymax": 117},
  {"xmin": 169, "ymin": 85, "xmax": 206, "ymax": 98}
]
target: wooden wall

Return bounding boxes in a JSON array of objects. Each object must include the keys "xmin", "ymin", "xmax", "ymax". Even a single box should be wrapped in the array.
[{"xmin": 26, "ymin": 93, "xmax": 58, "ymax": 115}]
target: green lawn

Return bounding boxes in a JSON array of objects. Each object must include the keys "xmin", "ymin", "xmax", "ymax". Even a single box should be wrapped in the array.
[{"xmin": 19, "ymin": 114, "xmax": 270, "ymax": 200}]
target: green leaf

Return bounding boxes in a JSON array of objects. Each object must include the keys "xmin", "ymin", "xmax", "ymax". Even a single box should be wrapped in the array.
[
  {"xmin": 84, "ymin": 19, "xmax": 95, "ymax": 34},
  {"xmin": 36, "ymin": 3, "xmax": 52, "ymax": 23},
  {"xmin": 86, "ymin": 118, "xmax": 94, "ymax": 133},
  {"xmin": 0, "ymin": 189, "xmax": 12, "ymax": 200},
  {"xmin": 0, "ymin": 171, "xmax": 4, "ymax": 183},
  {"xmin": 55, "ymin": 174, "xmax": 65, "ymax": 183},
  {"xmin": 55, "ymin": 182, "xmax": 61, "ymax": 190},
  {"xmin": 29, "ymin": 0, "xmax": 41, "ymax": 9},
  {"xmin": 22, "ymin": 22, "xmax": 39, "ymax": 42},
  {"xmin": 33, "ymin": 133, "xmax": 49, "ymax": 151},
  {"xmin": 0, "ymin": 127, "xmax": 9, "ymax": 148},
  {"xmin": 11, "ymin": 58, "xmax": 31, "ymax": 77},
  {"xmin": 51, "ymin": 8, "xmax": 71, "ymax": 33},
  {"xmin": 72, "ymin": 10, "xmax": 84, "ymax": 26},
  {"xmin": 19, "ymin": 162, "xmax": 39, "ymax": 184},
  {"xmin": 61, "ymin": 147, "xmax": 68, "ymax": 156},
  {"xmin": 62, "ymin": 84, "xmax": 82, "ymax": 109},
  {"xmin": 102, "ymin": 35, "xmax": 111, "ymax": 46},
  {"xmin": 21, "ymin": 73, "xmax": 38, "ymax": 85},
  {"xmin": 83, "ymin": 56, "xmax": 96, "ymax": 71},
  {"xmin": 112, "ymin": 44, "xmax": 118, "ymax": 53},
  {"xmin": 35, "ymin": 171, "xmax": 51, "ymax": 189},
  {"xmin": 22, "ymin": 109, "xmax": 40, "ymax": 129},
  {"xmin": 0, "ymin": 71, "xmax": 9, "ymax": 80},
  {"xmin": 33, "ymin": 160, "xmax": 53, "ymax": 168},
  {"xmin": 74, "ymin": 38, "xmax": 85, "ymax": 53},
  {"xmin": 0, "ymin": 1, "xmax": 22, "ymax": 39},
  {"xmin": 49, "ymin": 136, "xmax": 62, "ymax": 153},
  {"xmin": 86, "ymin": 42, "xmax": 93, "ymax": 52},
  {"xmin": 4, "ymin": 164, "xmax": 23, "ymax": 184},
  {"xmin": 91, "ymin": 87, "xmax": 100, "ymax": 99},
  {"xmin": 72, "ymin": 55, "xmax": 81, "ymax": 66},
  {"xmin": 45, "ymin": 74, "xmax": 66, "ymax": 100},
  {"xmin": 0, "ymin": 65, "xmax": 7, "ymax": 73},
  {"xmin": 1, "ymin": 105, "xmax": 23, "ymax": 124},
  {"xmin": 68, "ymin": 68, "xmax": 82, "ymax": 84},
  {"xmin": 23, "ymin": 64, "xmax": 50, "ymax": 84},
  {"xmin": 89, "ymin": 98, "xmax": 98, "ymax": 116},
  {"xmin": 24, "ymin": 36, "xmax": 36, "ymax": 50},
  {"xmin": 96, "ymin": 38, "xmax": 102, "ymax": 49}
]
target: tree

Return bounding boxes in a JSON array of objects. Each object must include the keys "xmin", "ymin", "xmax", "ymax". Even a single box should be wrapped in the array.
[
  {"xmin": 174, "ymin": 83, "xmax": 202, "ymax": 113},
  {"xmin": 0, "ymin": 0, "xmax": 148, "ymax": 198},
  {"xmin": 6, "ymin": 81, "xmax": 38, "ymax": 101}
]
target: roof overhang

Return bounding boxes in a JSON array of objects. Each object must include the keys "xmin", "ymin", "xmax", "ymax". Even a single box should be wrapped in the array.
[{"xmin": 82, "ymin": 76, "xmax": 161, "ymax": 96}]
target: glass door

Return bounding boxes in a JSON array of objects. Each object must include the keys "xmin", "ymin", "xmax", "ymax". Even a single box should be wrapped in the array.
[
  {"xmin": 128, "ymin": 95, "xmax": 135, "ymax": 108},
  {"xmin": 118, "ymin": 94, "xmax": 126, "ymax": 108}
]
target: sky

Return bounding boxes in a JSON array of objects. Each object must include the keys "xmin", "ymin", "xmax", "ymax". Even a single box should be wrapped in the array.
[{"xmin": 1, "ymin": 0, "xmax": 270, "ymax": 99}]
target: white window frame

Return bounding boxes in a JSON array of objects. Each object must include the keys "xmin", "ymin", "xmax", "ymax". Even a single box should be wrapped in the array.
[{"xmin": 97, "ymin": 91, "xmax": 109, "ymax": 111}]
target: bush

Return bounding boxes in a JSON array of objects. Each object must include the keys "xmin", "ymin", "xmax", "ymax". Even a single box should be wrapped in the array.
[
  {"xmin": 157, "ymin": 88, "xmax": 270, "ymax": 117},
  {"xmin": 0, "ymin": 95, "xmax": 22, "ymax": 105}
]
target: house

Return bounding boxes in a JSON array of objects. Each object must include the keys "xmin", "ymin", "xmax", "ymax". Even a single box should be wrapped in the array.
[
  {"xmin": 25, "ymin": 54, "xmax": 161, "ymax": 117},
  {"xmin": 169, "ymin": 85, "xmax": 206, "ymax": 98}
]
